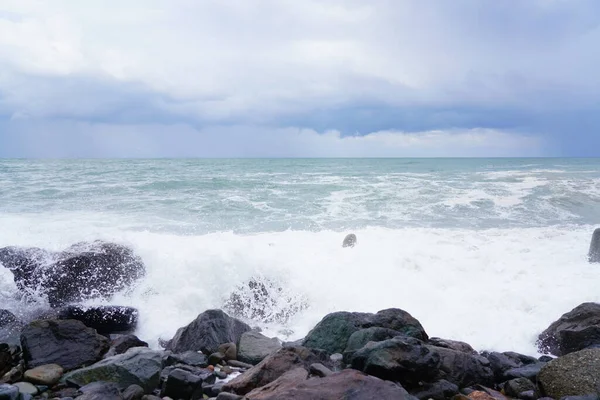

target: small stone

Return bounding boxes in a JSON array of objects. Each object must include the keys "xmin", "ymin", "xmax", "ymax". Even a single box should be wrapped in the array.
[
  {"xmin": 123, "ymin": 384, "xmax": 144, "ymax": 400},
  {"xmin": 215, "ymin": 371, "xmax": 227, "ymax": 379},
  {"xmin": 209, "ymin": 352, "xmax": 225, "ymax": 366},
  {"xmin": 503, "ymin": 378, "xmax": 536, "ymax": 398},
  {"xmin": 0, "ymin": 383, "xmax": 18, "ymax": 400},
  {"xmin": 216, "ymin": 393, "xmax": 243, "ymax": 400},
  {"xmin": 12, "ymin": 382, "xmax": 38, "ymax": 395},
  {"xmin": 309, "ymin": 363, "xmax": 332, "ymax": 377},
  {"xmin": 218, "ymin": 343, "xmax": 237, "ymax": 361},
  {"xmin": 24, "ymin": 364, "xmax": 63, "ymax": 386},
  {"xmin": 342, "ymin": 233, "xmax": 357, "ymax": 248},
  {"xmin": 226, "ymin": 360, "xmax": 252, "ymax": 369},
  {"xmin": 221, "ymin": 366, "xmax": 233, "ymax": 374},
  {"xmin": 518, "ymin": 390, "xmax": 537, "ymax": 400}
]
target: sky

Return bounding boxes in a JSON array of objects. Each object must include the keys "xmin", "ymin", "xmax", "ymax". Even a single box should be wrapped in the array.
[{"xmin": 0, "ymin": 0, "xmax": 599, "ymax": 157}]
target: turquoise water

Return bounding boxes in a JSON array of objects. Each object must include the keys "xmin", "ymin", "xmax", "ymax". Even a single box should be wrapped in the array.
[{"xmin": 1, "ymin": 158, "xmax": 600, "ymax": 355}]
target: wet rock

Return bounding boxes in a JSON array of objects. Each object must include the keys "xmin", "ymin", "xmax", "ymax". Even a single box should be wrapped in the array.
[
  {"xmin": 21, "ymin": 319, "xmax": 109, "ymax": 370},
  {"xmin": 105, "ymin": 335, "xmax": 148, "ymax": 358},
  {"xmin": 503, "ymin": 363, "xmax": 545, "ymax": 381},
  {"xmin": 245, "ymin": 368, "xmax": 414, "ymax": 400},
  {"xmin": 342, "ymin": 234, "xmax": 357, "ymax": 248},
  {"xmin": 309, "ymin": 363, "xmax": 332, "ymax": 377},
  {"xmin": 12, "ymin": 381, "xmax": 37, "ymax": 395},
  {"xmin": 24, "ymin": 364, "xmax": 63, "ymax": 386},
  {"xmin": 160, "ymin": 368, "xmax": 204, "ymax": 400},
  {"xmin": 303, "ymin": 308, "xmax": 427, "ymax": 355},
  {"xmin": 54, "ymin": 306, "xmax": 138, "ymax": 334},
  {"xmin": 589, "ymin": 228, "xmax": 600, "ymax": 263},
  {"xmin": 350, "ymin": 336, "xmax": 493, "ymax": 390},
  {"xmin": 217, "ymin": 393, "xmax": 244, "ymax": 400},
  {"xmin": 503, "ymin": 351, "xmax": 538, "ymax": 365},
  {"xmin": 518, "ymin": 390, "xmax": 538, "ymax": 400},
  {"xmin": 164, "ymin": 351, "xmax": 208, "ymax": 368},
  {"xmin": 223, "ymin": 346, "xmax": 329, "ymax": 395},
  {"xmin": 483, "ymin": 352, "xmax": 522, "ymax": 382},
  {"xmin": 0, "ymin": 311, "xmax": 22, "ymax": 346},
  {"xmin": 167, "ymin": 310, "xmax": 251, "ymax": 355},
  {"xmin": 0, "ymin": 311, "xmax": 17, "ymax": 327},
  {"xmin": 78, "ymin": 381, "xmax": 123, "ymax": 400},
  {"xmin": 410, "ymin": 379, "xmax": 459, "ymax": 400},
  {"xmin": 237, "ymin": 331, "xmax": 282, "ymax": 365},
  {"xmin": 123, "ymin": 384, "xmax": 144, "ymax": 400},
  {"xmin": 227, "ymin": 360, "xmax": 253, "ymax": 369},
  {"xmin": 222, "ymin": 277, "xmax": 308, "ymax": 324},
  {"xmin": 538, "ymin": 348, "xmax": 600, "ymax": 399},
  {"xmin": 0, "ymin": 383, "xmax": 18, "ymax": 400},
  {"xmin": 537, "ymin": 302, "xmax": 600, "ymax": 356},
  {"xmin": 428, "ymin": 337, "xmax": 477, "ymax": 355},
  {"xmin": 0, "ymin": 241, "xmax": 145, "ymax": 308},
  {"xmin": 218, "ymin": 343, "xmax": 237, "ymax": 361},
  {"xmin": 343, "ymin": 327, "xmax": 402, "ymax": 362},
  {"xmin": 502, "ymin": 378, "xmax": 537, "ymax": 398},
  {"xmin": 209, "ymin": 352, "xmax": 225, "ymax": 366},
  {"xmin": 62, "ymin": 347, "xmax": 163, "ymax": 393}
]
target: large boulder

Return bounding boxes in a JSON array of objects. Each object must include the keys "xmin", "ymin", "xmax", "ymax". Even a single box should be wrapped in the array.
[
  {"xmin": 303, "ymin": 308, "xmax": 427, "ymax": 355},
  {"xmin": 62, "ymin": 347, "xmax": 163, "ymax": 393},
  {"xmin": 166, "ymin": 309, "xmax": 251, "ymax": 355},
  {"xmin": 245, "ymin": 368, "xmax": 415, "ymax": 400},
  {"xmin": 0, "ymin": 241, "xmax": 145, "ymax": 307},
  {"xmin": 589, "ymin": 228, "xmax": 600, "ymax": 263},
  {"xmin": 21, "ymin": 319, "xmax": 109, "ymax": 370},
  {"xmin": 350, "ymin": 336, "xmax": 493, "ymax": 390},
  {"xmin": 238, "ymin": 331, "xmax": 282, "ymax": 365},
  {"xmin": 54, "ymin": 305, "xmax": 138, "ymax": 334},
  {"xmin": 537, "ymin": 302, "xmax": 600, "ymax": 356},
  {"xmin": 538, "ymin": 348, "xmax": 600, "ymax": 399},
  {"xmin": 223, "ymin": 346, "xmax": 329, "ymax": 396}
]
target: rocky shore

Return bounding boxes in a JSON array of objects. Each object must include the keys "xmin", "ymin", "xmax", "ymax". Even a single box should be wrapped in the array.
[{"xmin": 1, "ymin": 240, "xmax": 600, "ymax": 399}]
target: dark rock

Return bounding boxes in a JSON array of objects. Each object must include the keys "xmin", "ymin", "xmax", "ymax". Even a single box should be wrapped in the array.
[
  {"xmin": 0, "ymin": 347, "xmax": 13, "ymax": 378},
  {"xmin": 244, "ymin": 368, "xmax": 415, "ymax": 400},
  {"xmin": 62, "ymin": 347, "xmax": 163, "ymax": 393},
  {"xmin": 54, "ymin": 306, "xmax": 138, "ymax": 334},
  {"xmin": 303, "ymin": 308, "xmax": 427, "ymax": 355},
  {"xmin": 0, "ymin": 311, "xmax": 22, "ymax": 346},
  {"xmin": 538, "ymin": 302, "xmax": 600, "ymax": 356},
  {"xmin": 223, "ymin": 346, "xmax": 329, "ymax": 395},
  {"xmin": 503, "ymin": 351, "xmax": 539, "ymax": 365},
  {"xmin": 167, "ymin": 310, "xmax": 251, "ymax": 355},
  {"xmin": 561, "ymin": 396, "xmax": 600, "ymax": 400},
  {"xmin": 204, "ymin": 382, "xmax": 224, "ymax": 397},
  {"xmin": 538, "ymin": 348, "xmax": 600, "ymax": 399},
  {"xmin": 123, "ymin": 384, "xmax": 144, "ymax": 400},
  {"xmin": 0, "ymin": 383, "xmax": 18, "ymax": 400},
  {"xmin": 589, "ymin": 228, "xmax": 600, "ymax": 263},
  {"xmin": 47, "ymin": 386, "xmax": 79, "ymax": 398},
  {"xmin": 343, "ymin": 327, "xmax": 402, "ymax": 362},
  {"xmin": 21, "ymin": 319, "xmax": 109, "ymax": 370},
  {"xmin": 209, "ymin": 352, "xmax": 225, "ymax": 366},
  {"xmin": 237, "ymin": 331, "xmax": 281, "ymax": 365},
  {"xmin": 483, "ymin": 352, "xmax": 522, "ymax": 382},
  {"xmin": 227, "ymin": 360, "xmax": 253, "ymax": 369},
  {"xmin": 0, "ymin": 241, "xmax": 145, "ymax": 308},
  {"xmin": 503, "ymin": 363, "xmax": 545, "ymax": 381},
  {"xmin": 503, "ymin": 378, "xmax": 537, "ymax": 398},
  {"xmin": 428, "ymin": 337, "xmax": 477, "ymax": 355},
  {"xmin": 350, "ymin": 336, "xmax": 493, "ymax": 390},
  {"xmin": 411, "ymin": 379, "xmax": 459, "ymax": 400},
  {"xmin": 141, "ymin": 396, "xmax": 161, "ymax": 400},
  {"xmin": 218, "ymin": 343, "xmax": 237, "ymax": 361},
  {"xmin": 161, "ymin": 368, "xmax": 204, "ymax": 400},
  {"xmin": 78, "ymin": 381, "xmax": 123, "ymax": 400},
  {"xmin": 539, "ymin": 355, "xmax": 554, "ymax": 363},
  {"xmin": 165, "ymin": 351, "xmax": 208, "ymax": 368},
  {"xmin": 342, "ymin": 234, "xmax": 357, "ymax": 248},
  {"xmin": 105, "ymin": 335, "xmax": 148, "ymax": 358},
  {"xmin": 309, "ymin": 363, "xmax": 332, "ymax": 377},
  {"xmin": 222, "ymin": 277, "xmax": 308, "ymax": 324},
  {"xmin": 518, "ymin": 390, "xmax": 538, "ymax": 400},
  {"xmin": 24, "ymin": 363, "xmax": 63, "ymax": 385},
  {"xmin": 215, "ymin": 370, "xmax": 227, "ymax": 379},
  {"xmin": 217, "ymin": 393, "xmax": 244, "ymax": 400},
  {"xmin": 0, "ymin": 363, "xmax": 23, "ymax": 384}
]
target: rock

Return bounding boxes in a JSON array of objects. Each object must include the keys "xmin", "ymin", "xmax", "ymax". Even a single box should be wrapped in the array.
[
  {"xmin": 303, "ymin": 308, "xmax": 427, "ymax": 355},
  {"xmin": 21, "ymin": 319, "xmax": 109, "ymax": 370},
  {"xmin": 160, "ymin": 368, "xmax": 204, "ymax": 400},
  {"xmin": 350, "ymin": 336, "xmax": 493, "ymax": 390},
  {"xmin": 428, "ymin": 337, "xmax": 477, "ymax": 355},
  {"xmin": 78, "ymin": 381, "xmax": 123, "ymax": 400},
  {"xmin": 518, "ymin": 390, "xmax": 537, "ymax": 400},
  {"xmin": 561, "ymin": 396, "xmax": 600, "ymax": 400},
  {"xmin": 62, "ymin": 347, "xmax": 163, "ymax": 393},
  {"xmin": 237, "ymin": 331, "xmax": 282, "ymax": 365},
  {"xmin": 209, "ymin": 352, "xmax": 225, "ymax": 366},
  {"xmin": 502, "ymin": 351, "xmax": 538, "ymax": 365},
  {"xmin": 0, "ymin": 384, "xmax": 18, "ymax": 400},
  {"xmin": 223, "ymin": 346, "xmax": 329, "ymax": 395},
  {"xmin": 309, "ymin": 363, "xmax": 332, "ymax": 377},
  {"xmin": 537, "ymin": 302, "xmax": 600, "ymax": 356},
  {"xmin": 410, "ymin": 379, "xmax": 459, "ymax": 400},
  {"xmin": 483, "ymin": 352, "xmax": 522, "ymax": 382},
  {"xmin": 222, "ymin": 277, "xmax": 308, "ymax": 324},
  {"xmin": 0, "ymin": 347, "xmax": 13, "ymax": 378},
  {"xmin": 503, "ymin": 378, "xmax": 537, "ymax": 398},
  {"xmin": 105, "ymin": 335, "xmax": 149, "ymax": 358},
  {"xmin": 0, "ymin": 363, "xmax": 23, "ymax": 384},
  {"xmin": 0, "ymin": 311, "xmax": 17, "ymax": 327},
  {"xmin": 218, "ymin": 343, "xmax": 237, "ymax": 361},
  {"xmin": 538, "ymin": 348, "xmax": 600, "ymax": 399},
  {"xmin": 343, "ymin": 327, "xmax": 402, "ymax": 362},
  {"xmin": 0, "ymin": 311, "xmax": 22, "ymax": 346},
  {"xmin": 342, "ymin": 234, "xmax": 357, "ymax": 248},
  {"xmin": 503, "ymin": 363, "xmax": 545, "ymax": 381},
  {"xmin": 217, "ymin": 393, "xmax": 244, "ymax": 400},
  {"xmin": 245, "ymin": 368, "xmax": 414, "ymax": 400},
  {"xmin": 54, "ymin": 306, "xmax": 138, "ymax": 334},
  {"xmin": 167, "ymin": 310, "xmax": 251, "ymax": 355},
  {"xmin": 227, "ymin": 360, "xmax": 253, "ymax": 369},
  {"xmin": 589, "ymin": 228, "xmax": 600, "ymax": 263},
  {"xmin": 12, "ymin": 381, "xmax": 37, "ymax": 395},
  {"xmin": 24, "ymin": 364, "xmax": 63, "ymax": 385},
  {"xmin": 123, "ymin": 384, "xmax": 144, "ymax": 400},
  {"xmin": 0, "ymin": 241, "xmax": 145, "ymax": 308},
  {"xmin": 466, "ymin": 391, "xmax": 499, "ymax": 400},
  {"xmin": 164, "ymin": 351, "xmax": 208, "ymax": 368}
]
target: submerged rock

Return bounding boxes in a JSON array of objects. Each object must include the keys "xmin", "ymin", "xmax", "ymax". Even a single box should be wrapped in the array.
[
  {"xmin": 0, "ymin": 241, "xmax": 145, "ymax": 308},
  {"xmin": 21, "ymin": 319, "xmax": 109, "ymax": 371},
  {"xmin": 166, "ymin": 309, "xmax": 251, "ymax": 355},
  {"xmin": 538, "ymin": 302, "xmax": 600, "ymax": 356},
  {"xmin": 342, "ymin": 233, "xmax": 357, "ymax": 248},
  {"xmin": 589, "ymin": 228, "xmax": 600, "ymax": 263}
]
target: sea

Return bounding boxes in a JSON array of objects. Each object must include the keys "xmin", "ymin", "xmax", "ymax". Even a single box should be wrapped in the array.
[{"xmin": 1, "ymin": 158, "xmax": 599, "ymax": 356}]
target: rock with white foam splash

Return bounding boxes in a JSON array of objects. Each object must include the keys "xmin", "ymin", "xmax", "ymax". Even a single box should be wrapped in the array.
[
  {"xmin": 342, "ymin": 233, "xmax": 357, "ymax": 248},
  {"xmin": 589, "ymin": 228, "xmax": 600, "ymax": 263}
]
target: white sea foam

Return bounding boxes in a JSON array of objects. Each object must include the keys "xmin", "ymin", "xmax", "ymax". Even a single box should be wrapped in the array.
[{"xmin": 0, "ymin": 213, "xmax": 597, "ymax": 356}]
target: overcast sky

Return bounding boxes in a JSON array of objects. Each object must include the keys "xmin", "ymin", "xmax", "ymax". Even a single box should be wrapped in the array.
[{"xmin": 0, "ymin": 0, "xmax": 599, "ymax": 157}]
